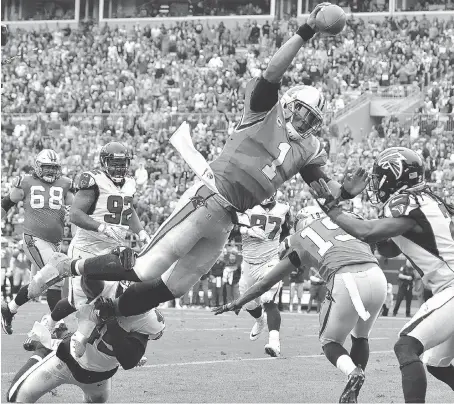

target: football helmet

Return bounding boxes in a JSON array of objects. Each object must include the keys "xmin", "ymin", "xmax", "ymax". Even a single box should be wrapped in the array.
[
  {"xmin": 367, "ymin": 147, "xmax": 425, "ymax": 204},
  {"xmin": 294, "ymin": 205, "xmax": 326, "ymax": 231},
  {"xmin": 34, "ymin": 149, "xmax": 62, "ymax": 183},
  {"xmin": 99, "ymin": 142, "xmax": 131, "ymax": 184},
  {"xmin": 280, "ymin": 85, "xmax": 325, "ymax": 141},
  {"xmin": 261, "ymin": 192, "xmax": 277, "ymax": 208}
]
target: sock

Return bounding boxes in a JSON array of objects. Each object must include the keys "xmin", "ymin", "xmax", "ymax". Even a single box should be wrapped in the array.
[
  {"xmin": 51, "ymin": 298, "xmax": 76, "ymax": 322},
  {"xmin": 350, "ymin": 335, "xmax": 369, "ymax": 370},
  {"xmin": 336, "ymin": 355, "xmax": 357, "ymax": 377},
  {"xmin": 427, "ymin": 365, "xmax": 454, "ymax": 390},
  {"xmin": 10, "ymin": 285, "xmax": 30, "ymax": 312},
  {"xmin": 117, "ymin": 277, "xmax": 174, "ymax": 317},
  {"xmin": 401, "ymin": 361, "xmax": 427, "ymax": 403},
  {"xmin": 269, "ymin": 330, "xmax": 280, "ymax": 344},
  {"xmin": 46, "ymin": 289, "xmax": 61, "ymax": 312},
  {"xmin": 77, "ymin": 254, "xmax": 141, "ymax": 281},
  {"xmin": 264, "ymin": 302, "xmax": 281, "ymax": 331},
  {"xmin": 247, "ymin": 306, "xmax": 263, "ymax": 319},
  {"xmin": 323, "ymin": 342, "xmax": 352, "ymax": 374}
]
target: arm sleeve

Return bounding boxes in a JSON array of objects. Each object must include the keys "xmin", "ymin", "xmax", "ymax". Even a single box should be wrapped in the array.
[
  {"xmin": 107, "ymin": 322, "xmax": 147, "ymax": 370},
  {"xmin": 249, "ymin": 77, "xmax": 281, "ymax": 113}
]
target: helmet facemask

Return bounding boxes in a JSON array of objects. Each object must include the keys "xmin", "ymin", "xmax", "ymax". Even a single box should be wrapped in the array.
[
  {"xmin": 35, "ymin": 162, "xmax": 62, "ymax": 183},
  {"xmin": 103, "ymin": 156, "xmax": 130, "ymax": 183},
  {"xmin": 283, "ymin": 99, "xmax": 323, "ymax": 141}
]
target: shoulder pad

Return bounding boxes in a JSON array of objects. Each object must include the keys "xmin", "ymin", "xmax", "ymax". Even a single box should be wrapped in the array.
[
  {"xmin": 78, "ymin": 172, "xmax": 97, "ymax": 190},
  {"xmin": 12, "ymin": 175, "xmax": 25, "ymax": 189},
  {"xmin": 384, "ymin": 193, "xmax": 419, "ymax": 218}
]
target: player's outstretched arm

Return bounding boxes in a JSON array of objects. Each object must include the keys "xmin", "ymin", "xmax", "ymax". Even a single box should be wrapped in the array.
[
  {"xmin": 1, "ymin": 178, "xmax": 25, "ymax": 217},
  {"xmin": 263, "ymin": 3, "xmax": 328, "ymax": 83},
  {"xmin": 328, "ymin": 209, "xmax": 417, "ymax": 244},
  {"xmin": 214, "ymin": 257, "xmax": 296, "ymax": 315}
]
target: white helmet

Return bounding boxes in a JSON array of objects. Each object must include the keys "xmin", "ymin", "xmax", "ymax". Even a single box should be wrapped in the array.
[
  {"xmin": 34, "ymin": 149, "xmax": 61, "ymax": 183},
  {"xmin": 294, "ymin": 205, "xmax": 326, "ymax": 231},
  {"xmin": 280, "ymin": 85, "xmax": 325, "ymax": 141}
]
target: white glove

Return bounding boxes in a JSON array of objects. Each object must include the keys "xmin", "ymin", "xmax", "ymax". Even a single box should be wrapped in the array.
[
  {"xmin": 98, "ymin": 223, "xmax": 118, "ymax": 240},
  {"xmin": 138, "ymin": 230, "xmax": 151, "ymax": 245}
]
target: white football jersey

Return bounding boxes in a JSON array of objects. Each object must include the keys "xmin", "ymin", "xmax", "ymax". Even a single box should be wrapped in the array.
[
  {"xmin": 70, "ymin": 170, "xmax": 136, "ymax": 256},
  {"xmin": 383, "ymin": 192, "xmax": 454, "ymax": 294},
  {"xmin": 77, "ymin": 304, "xmax": 165, "ymax": 373},
  {"xmin": 242, "ymin": 202, "xmax": 290, "ymax": 265}
]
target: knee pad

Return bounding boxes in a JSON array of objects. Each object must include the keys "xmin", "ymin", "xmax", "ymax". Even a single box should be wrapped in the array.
[{"xmin": 394, "ymin": 335, "xmax": 424, "ymax": 368}]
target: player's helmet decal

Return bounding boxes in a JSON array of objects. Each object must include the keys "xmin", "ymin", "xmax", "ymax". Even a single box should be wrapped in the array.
[
  {"xmin": 99, "ymin": 142, "xmax": 131, "ymax": 184},
  {"xmin": 280, "ymin": 85, "xmax": 325, "ymax": 141},
  {"xmin": 368, "ymin": 147, "xmax": 425, "ymax": 204},
  {"xmin": 294, "ymin": 205, "xmax": 326, "ymax": 231},
  {"xmin": 34, "ymin": 149, "xmax": 62, "ymax": 183}
]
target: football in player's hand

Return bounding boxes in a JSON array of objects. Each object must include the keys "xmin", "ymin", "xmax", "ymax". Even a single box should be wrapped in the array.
[{"xmin": 315, "ymin": 4, "xmax": 346, "ymax": 36}]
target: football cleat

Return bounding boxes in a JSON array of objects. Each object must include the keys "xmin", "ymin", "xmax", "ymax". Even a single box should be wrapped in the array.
[
  {"xmin": 1, "ymin": 301, "xmax": 14, "ymax": 335},
  {"xmin": 264, "ymin": 341, "xmax": 281, "ymax": 358},
  {"xmin": 28, "ymin": 253, "xmax": 72, "ymax": 299},
  {"xmin": 23, "ymin": 336, "xmax": 38, "ymax": 351},
  {"xmin": 339, "ymin": 366, "xmax": 365, "ymax": 403},
  {"xmin": 53, "ymin": 321, "xmax": 70, "ymax": 340},
  {"xmin": 136, "ymin": 356, "xmax": 147, "ymax": 367},
  {"xmin": 249, "ymin": 314, "xmax": 266, "ymax": 341}
]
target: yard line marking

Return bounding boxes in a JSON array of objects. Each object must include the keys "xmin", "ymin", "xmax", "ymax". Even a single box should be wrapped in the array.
[{"xmin": 0, "ymin": 350, "xmax": 394, "ymax": 376}]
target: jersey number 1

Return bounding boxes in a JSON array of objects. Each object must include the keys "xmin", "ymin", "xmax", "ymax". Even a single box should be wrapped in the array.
[{"xmin": 262, "ymin": 143, "xmax": 291, "ymax": 180}]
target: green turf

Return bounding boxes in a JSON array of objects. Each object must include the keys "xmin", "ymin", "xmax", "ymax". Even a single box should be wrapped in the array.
[{"xmin": 1, "ymin": 303, "xmax": 451, "ymax": 403}]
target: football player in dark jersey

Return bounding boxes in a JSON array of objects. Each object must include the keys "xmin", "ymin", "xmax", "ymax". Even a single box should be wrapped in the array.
[
  {"xmin": 310, "ymin": 147, "xmax": 454, "ymax": 403},
  {"xmin": 27, "ymin": 4, "xmax": 368, "ymax": 330}
]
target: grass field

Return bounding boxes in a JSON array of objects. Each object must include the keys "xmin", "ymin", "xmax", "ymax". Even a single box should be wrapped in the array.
[{"xmin": 1, "ymin": 302, "xmax": 451, "ymax": 403}]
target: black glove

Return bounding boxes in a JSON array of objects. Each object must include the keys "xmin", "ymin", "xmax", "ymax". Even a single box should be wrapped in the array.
[
  {"xmin": 94, "ymin": 297, "xmax": 117, "ymax": 325},
  {"xmin": 111, "ymin": 246, "xmax": 136, "ymax": 271},
  {"xmin": 212, "ymin": 301, "xmax": 241, "ymax": 316}
]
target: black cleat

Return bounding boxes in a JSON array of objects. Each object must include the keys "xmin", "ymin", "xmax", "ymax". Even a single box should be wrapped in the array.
[
  {"xmin": 23, "ymin": 336, "xmax": 39, "ymax": 351},
  {"xmin": 339, "ymin": 366, "xmax": 365, "ymax": 403},
  {"xmin": 52, "ymin": 322, "xmax": 70, "ymax": 340},
  {"xmin": 1, "ymin": 301, "xmax": 14, "ymax": 335}
]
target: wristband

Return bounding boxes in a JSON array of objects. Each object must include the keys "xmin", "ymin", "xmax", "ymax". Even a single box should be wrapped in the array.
[
  {"xmin": 340, "ymin": 186, "xmax": 354, "ymax": 200},
  {"xmin": 296, "ymin": 24, "xmax": 315, "ymax": 41},
  {"xmin": 97, "ymin": 223, "xmax": 106, "ymax": 233}
]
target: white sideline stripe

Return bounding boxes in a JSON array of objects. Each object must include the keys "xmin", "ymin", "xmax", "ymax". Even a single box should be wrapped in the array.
[
  {"xmin": 0, "ymin": 350, "xmax": 394, "ymax": 376},
  {"xmin": 241, "ymin": 332, "xmax": 389, "ymax": 340}
]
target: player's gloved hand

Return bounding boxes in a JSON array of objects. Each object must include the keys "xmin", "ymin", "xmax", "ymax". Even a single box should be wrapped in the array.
[
  {"xmin": 309, "ymin": 179, "xmax": 339, "ymax": 214},
  {"xmin": 138, "ymin": 229, "xmax": 151, "ymax": 245},
  {"xmin": 306, "ymin": 2, "xmax": 331, "ymax": 32},
  {"xmin": 111, "ymin": 246, "xmax": 136, "ymax": 271},
  {"xmin": 212, "ymin": 301, "xmax": 241, "ymax": 316},
  {"xmin": 98, "ymin": 223, "xmax": 118, "ymax": 240},
  {"xmin": 342, "ymin": 167, "xmax": 370, "ymax": 198},
  {"xmin": 94, "ymin": 297, "xmax": 117, "ymax": 325}
]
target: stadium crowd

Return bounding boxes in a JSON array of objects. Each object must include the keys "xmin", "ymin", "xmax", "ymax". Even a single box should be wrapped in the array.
[{"xmin": 1, "ymin": 14, "xmax": 453, "ymax": 307}]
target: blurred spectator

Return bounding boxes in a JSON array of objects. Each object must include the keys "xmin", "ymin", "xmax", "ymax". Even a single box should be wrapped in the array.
[{"xmin": 393, "ymin": 260, "xmax": 415, "ymax": 317}]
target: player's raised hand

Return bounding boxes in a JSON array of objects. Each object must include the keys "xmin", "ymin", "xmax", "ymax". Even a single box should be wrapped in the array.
[
  {"xmin": 307, "ymin": 2, "xmax": 332, "ymax": 32},
  {"xmin": 343, "ymin": 167, "xmax": 370, "ymax": 197},
  {"xmin": 212, "ymin": 301, "xmax": 241, "ymax": 316}
]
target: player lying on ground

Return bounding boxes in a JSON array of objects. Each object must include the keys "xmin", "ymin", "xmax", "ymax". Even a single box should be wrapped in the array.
[
  {"xmin": 310, "ymin": 147, "xmax": 454, "ymax": 403},
  {"xmin": 2, "ymin": 143, "xmax": 151, "ymax": 359},
  {"xmin": 6, "ymin": 285, "xmax": 165, "ymax": 403},
  {"xmin": 214, "ymin": 205, "xmax": 387, "ymax": 403},
  {"xmin": 239, "ymin": 192, "xmax": 291, "ymax": 357},
  {"xmin": 1, "ymin": 150, "xmax": 74, "ymax": 339},
  {"xmin": 26, "ymin": 4, "xmax": 367, "ymax": 330}
]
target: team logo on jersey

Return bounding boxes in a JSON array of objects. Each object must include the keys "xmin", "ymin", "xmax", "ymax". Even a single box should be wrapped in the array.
[{"xmin": 378, "ymin": 152, "xmax": 406, "ymax": 179}]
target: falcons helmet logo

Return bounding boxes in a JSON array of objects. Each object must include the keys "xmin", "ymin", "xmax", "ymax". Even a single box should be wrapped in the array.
[{"xmin": 377, "ymin": 151, "xmax": 406, "ymax": 179}]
